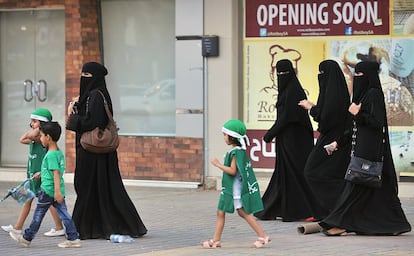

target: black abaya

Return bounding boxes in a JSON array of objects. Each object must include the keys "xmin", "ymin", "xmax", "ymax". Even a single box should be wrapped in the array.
[
  {"xmin": 303, "ymin": 60, "xmax": 352, "ymax": 218},
  {"xmin": 254, "ymin": 59, "xmax": 321, "ymax": 221},
  {"xmin": 67, "ymin": 62, "xmax": 147, "ymax": 239},
  {"xmin": 320, "ymin": 61, "xmax": 411, "ymax": 235}
]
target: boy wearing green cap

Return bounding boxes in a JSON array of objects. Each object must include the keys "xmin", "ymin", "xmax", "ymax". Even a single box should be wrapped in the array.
[
  {"xmin": 202, "ymin": 119, "xmax": 270, "ymax": 249},
  {"xmin": 1, "ymin": 108, "xmax": 64, "ymax": 237},
  {"xmin": 10, "ymin": 121, "xmax": 80, "ymax": 248}
]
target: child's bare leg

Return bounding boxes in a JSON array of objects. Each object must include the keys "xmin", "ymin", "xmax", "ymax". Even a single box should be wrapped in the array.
[
  {"xmin": 14, "ymin": 198, "xmax": 33, "ymax": 230},
  {"xmin": 49, "ymin": 206, "xmax": 64, "ymax": 230},
  {"xmin": 237, "ymin": 208, "xmax": 266, "ymax": 238},
  {"xmin": 212, "ymin": 210, "xmax": 225, "ymax": 241}
]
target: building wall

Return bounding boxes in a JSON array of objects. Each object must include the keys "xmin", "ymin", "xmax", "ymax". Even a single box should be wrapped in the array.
[
  {"xmin": 204, "ymin": 0, "xmax": 242, "ymax": 182},
  {"xmin": 0, "ymin": 0, "xmax": 203, "ymax": 184}
]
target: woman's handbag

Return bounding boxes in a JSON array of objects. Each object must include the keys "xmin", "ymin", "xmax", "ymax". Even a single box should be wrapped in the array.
[
  {"xmin": 80, "ymin": 90, "xmax": 120, "ymax": 153},
  {"xmin": 344, "ymin": 121, "xmax": 384, "ymax": 188},
  {"xmin": 345, "ymin": 155, "xmax": 383, "ymax": 188}
]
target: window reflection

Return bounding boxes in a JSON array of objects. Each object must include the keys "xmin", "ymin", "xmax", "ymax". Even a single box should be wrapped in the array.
[{"xmin": 101, "ymin": 0, "xmax": 175, "ymax": 135}]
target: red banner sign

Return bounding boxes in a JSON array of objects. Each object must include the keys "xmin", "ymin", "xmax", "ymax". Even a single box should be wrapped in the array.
[
  {"xmin": 247, "ymin": 129, "xmax": 320, "ymax": 169},
  {"xmin": 246, "ymin": 129, "xmax": 275, "ymax": 168},
  {"xmin": 245, "ymin": 0, "xmax": 389, "ymax": 37}
]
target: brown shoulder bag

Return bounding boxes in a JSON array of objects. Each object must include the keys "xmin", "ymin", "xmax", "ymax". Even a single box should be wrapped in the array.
[{"xmin": 80, "ymin": 90, "xmax": 120, "ymax": 153}]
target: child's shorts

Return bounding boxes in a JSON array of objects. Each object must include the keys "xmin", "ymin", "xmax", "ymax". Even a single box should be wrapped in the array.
[{"xmin": 234, "ymin": 199, "xmax": 242, "ymax": 210}]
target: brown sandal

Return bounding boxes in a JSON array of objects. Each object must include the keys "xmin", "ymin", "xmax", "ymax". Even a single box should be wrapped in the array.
[
  {"xmin": 251, "ymin": 236, "xmax": 270, "ymax": 248},
  {"xmin": 201, "ymin": 239, "xmax": 221, "ymax": 248}
]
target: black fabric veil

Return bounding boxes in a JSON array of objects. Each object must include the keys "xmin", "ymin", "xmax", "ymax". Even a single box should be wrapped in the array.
[
  {"xmin": 352, "ymin": 61, "xmax": 381, "ymax": 104},
  {"xmin": 78, "ymin": 62, "xmax": 113, "ymax": 114},
  {"xmin": 315, "ymin": 60, "xmax": 350, "ymax": 133},
  {"xmin": 275, "ymin": 59, "xmax": 312, "ymax": 131}
]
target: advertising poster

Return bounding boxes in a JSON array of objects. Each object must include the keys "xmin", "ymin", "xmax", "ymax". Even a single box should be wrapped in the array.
[{"xmin": 244, "ymin": 0, "xmax": 414, "ymax": 174}]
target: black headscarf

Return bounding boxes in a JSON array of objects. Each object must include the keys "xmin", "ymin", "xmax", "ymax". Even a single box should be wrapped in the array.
[
  {"xmin": 275, "ymin": 59, "xmax": 312, "ymax": 130},
  {"xmin": 352, "ymin": 61, "xmax": 381, "ymax": 104},
  {"xmin": 316, "ymin": 60, "xmax": 350, "ymax": 130},
  {"xmin": 276, "ymin": 59, "xmax": 306, "ymax": 107},
  {"xmin": 276, "ymin": 59, "xmax": 296, "ymax": 94},
  {"xmin": 78, "ymin": 62, "xmax": 113, "ymax": 113}
]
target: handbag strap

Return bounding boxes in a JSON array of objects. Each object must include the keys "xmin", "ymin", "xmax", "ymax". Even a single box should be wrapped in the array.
[
  {"xmin": 85, "ymin": 90, "xmax": 115, "ymax": 123},
  {"xmin": 351, "ymin": 120, "xmax": 385, "ymax": 161}
]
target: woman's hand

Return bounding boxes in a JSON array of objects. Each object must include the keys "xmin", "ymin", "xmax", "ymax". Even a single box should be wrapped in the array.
[
  {"xmin": 67, "ymin": 101, "xmax": 76, "ymax": 115},
  {"xmin": 324, "ymin": 141, "xmax": 338, "ymax": 155},
  {"xmin": 67, "ymin": 96, "xmax": 79, "ymax": 115},
  {"xmin": 298, "ymin": 99, "xmax": 314, "ymax": 110},
  {"xmin": 348, "ymin": 102, "xmax": 361, "ymax": 116}
]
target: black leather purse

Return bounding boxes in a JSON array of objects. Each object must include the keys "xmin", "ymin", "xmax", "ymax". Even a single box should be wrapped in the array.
[{"xmin": 344, "ymin": 121, "xmax": 384, "ymax": 188}]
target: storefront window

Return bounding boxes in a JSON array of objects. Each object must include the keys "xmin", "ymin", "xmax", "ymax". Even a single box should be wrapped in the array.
[{"xmin": 101, "ymin": 0, "xmax": 175, "ymax": 135}]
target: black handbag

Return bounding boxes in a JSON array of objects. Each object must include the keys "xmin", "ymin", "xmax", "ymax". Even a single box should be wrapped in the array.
[{"xmin": 344, "ymin": 121, "xmax": 384, "ymax": 188}]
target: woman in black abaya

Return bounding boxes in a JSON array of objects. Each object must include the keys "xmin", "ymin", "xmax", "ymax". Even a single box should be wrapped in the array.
[
  {"xmin": 298, "ymin": 60, "xmax": 352, "ymax": 219},
  {"xmin": 254, "ymin": 59, "xmax": 321, "ymax": 221},
  {"xmin": 320, "ymin": 61, "xmax": 411, "ymax": 236},
  {"xmin": 66, "ymin": 62, "xmax": 147, "ymax": 239}
]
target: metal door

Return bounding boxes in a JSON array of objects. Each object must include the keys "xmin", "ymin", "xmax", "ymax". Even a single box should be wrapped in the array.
[{"xmin": 0, "ymin": 9, "xmax": 65, "ymax": 166}]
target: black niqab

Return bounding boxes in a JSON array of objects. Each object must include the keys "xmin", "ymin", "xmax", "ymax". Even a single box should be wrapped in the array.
[
  {"xmin": 275, "ymin": 59, "xmax": 311, "ymax": 130},
  {"xmin": 316, "ymin": 60, "xmax": 350, "ymax": 133},
  {"xmin": 352, "ymin": 61, "xmax": 381, "ymax": 104},
  {"xmin": 276, "ymin": 59, "xmax": 295, "ymax": 94},
  {"xmin": 78, "ymin": 62, "xmax": 113, "ymax": 113}
]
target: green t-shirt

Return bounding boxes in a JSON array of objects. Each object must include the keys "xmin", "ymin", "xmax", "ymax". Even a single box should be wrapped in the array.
[
  {"xmin": 28, "ymin": 141, "xmax": 47, "ymax": 193},
  {"xmin": 40, "ymin": 149, "xmax": 65, "ymax": 198}
]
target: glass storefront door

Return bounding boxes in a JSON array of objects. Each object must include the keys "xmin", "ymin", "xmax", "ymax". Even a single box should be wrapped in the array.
[{"xmin": 0, "ymin": 9, "xmax": 65, "ymax": 166}]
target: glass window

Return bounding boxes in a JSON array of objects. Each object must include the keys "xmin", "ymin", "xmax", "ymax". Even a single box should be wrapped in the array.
[{"xmin": 101, "ymin": 0, "xmax": 175, "ymax": 136}]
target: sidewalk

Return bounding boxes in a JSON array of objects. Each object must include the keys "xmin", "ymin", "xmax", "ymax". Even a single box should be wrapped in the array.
[{"xmin": 0, "ymin": 180, "xmax": 413, "ymax": 256}]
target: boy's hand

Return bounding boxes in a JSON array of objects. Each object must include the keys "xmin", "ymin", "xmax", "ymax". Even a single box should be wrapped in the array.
[
  {"xmin": 29, "ymin": 128, "xmax": 41, "ymax": 141},
  {"xmin": 32, "ymin": 172, "xmax": 41, "ymax": 179},
  {"xmin": 21, "ymin": 128, "xmax": 41, "ymax": 143},
  {"xmin": 54, "ymin": 193, "xmax": 64, "ymax": 204},
  {"xmin": 211, "ymin": 158, "xmax": 220, "ymax": 168}
]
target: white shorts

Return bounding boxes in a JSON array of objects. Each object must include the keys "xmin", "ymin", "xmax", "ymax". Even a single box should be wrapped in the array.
[{"xmin": 234, "ymin": 199, "xmax": 242, "ymax": 210}]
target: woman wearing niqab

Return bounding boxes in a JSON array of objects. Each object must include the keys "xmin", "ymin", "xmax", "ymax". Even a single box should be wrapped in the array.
[
  {"xmin": 66, "ymin": 62, "xmax": 147, "ymax": 239},
  {"xmin": 254, "ymin": 59, "xmax": 321, "ymax": 221},
  {"xmin": 319, "ymin": 61, "xmax": 411, "ymax": 236},
  {"xmin": 299, "ymin": 60, "xmax": 352, "ymax": 219}
]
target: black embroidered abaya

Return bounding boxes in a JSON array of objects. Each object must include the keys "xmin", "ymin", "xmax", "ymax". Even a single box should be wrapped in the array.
[
  {"xmin": 303, "ymin": 60, "xmax": 353, "ymax": 218},
  {"xmin": 66, "ymin": 62, "xmax": 147, "ymax": 239},
  {"xmin": 320, "ymin": 61, "xmax": 411, "ymax": 235},
  {"xmin": 254, "ymin": 59, "xmax": 320, "ymax": 221}
]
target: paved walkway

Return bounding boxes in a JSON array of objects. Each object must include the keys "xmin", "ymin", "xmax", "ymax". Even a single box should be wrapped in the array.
[{"xmin": 0, "ymin": 180, "xmax": 413, "ymax": 256}]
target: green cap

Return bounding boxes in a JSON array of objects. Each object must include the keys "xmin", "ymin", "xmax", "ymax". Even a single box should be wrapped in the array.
[{"xmin": 30, "ymin": 108, "xmax": 52, "ymax": 122}]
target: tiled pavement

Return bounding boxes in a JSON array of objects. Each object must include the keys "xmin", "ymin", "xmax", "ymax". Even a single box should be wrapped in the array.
[{"xmin": 0, "ymin": 180, "xmax": 413, "ymax": 256}]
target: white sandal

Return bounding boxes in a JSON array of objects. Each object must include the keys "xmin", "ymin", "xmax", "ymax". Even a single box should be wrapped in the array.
[
  {"xmin": 201, "ymin": 239, "xmax": 221, "ymax": 248},
  {"xmin": 252, "ymin": 236, "xmax": 270, "ymax": 248}
]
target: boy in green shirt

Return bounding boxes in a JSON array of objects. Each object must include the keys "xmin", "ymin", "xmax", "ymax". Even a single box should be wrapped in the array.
[
  {"xmin": 1, "ymin": 108, "xmax": 64, "ymax": 236},
  {"xmin": 9, "ymin": 121, "xmax": 81, "ymax": 248}
]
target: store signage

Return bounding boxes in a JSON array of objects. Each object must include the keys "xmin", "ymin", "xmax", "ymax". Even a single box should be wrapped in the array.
[{"xmin": 245, "ymin": 0, "xmax": 389, "ymax": 37}]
